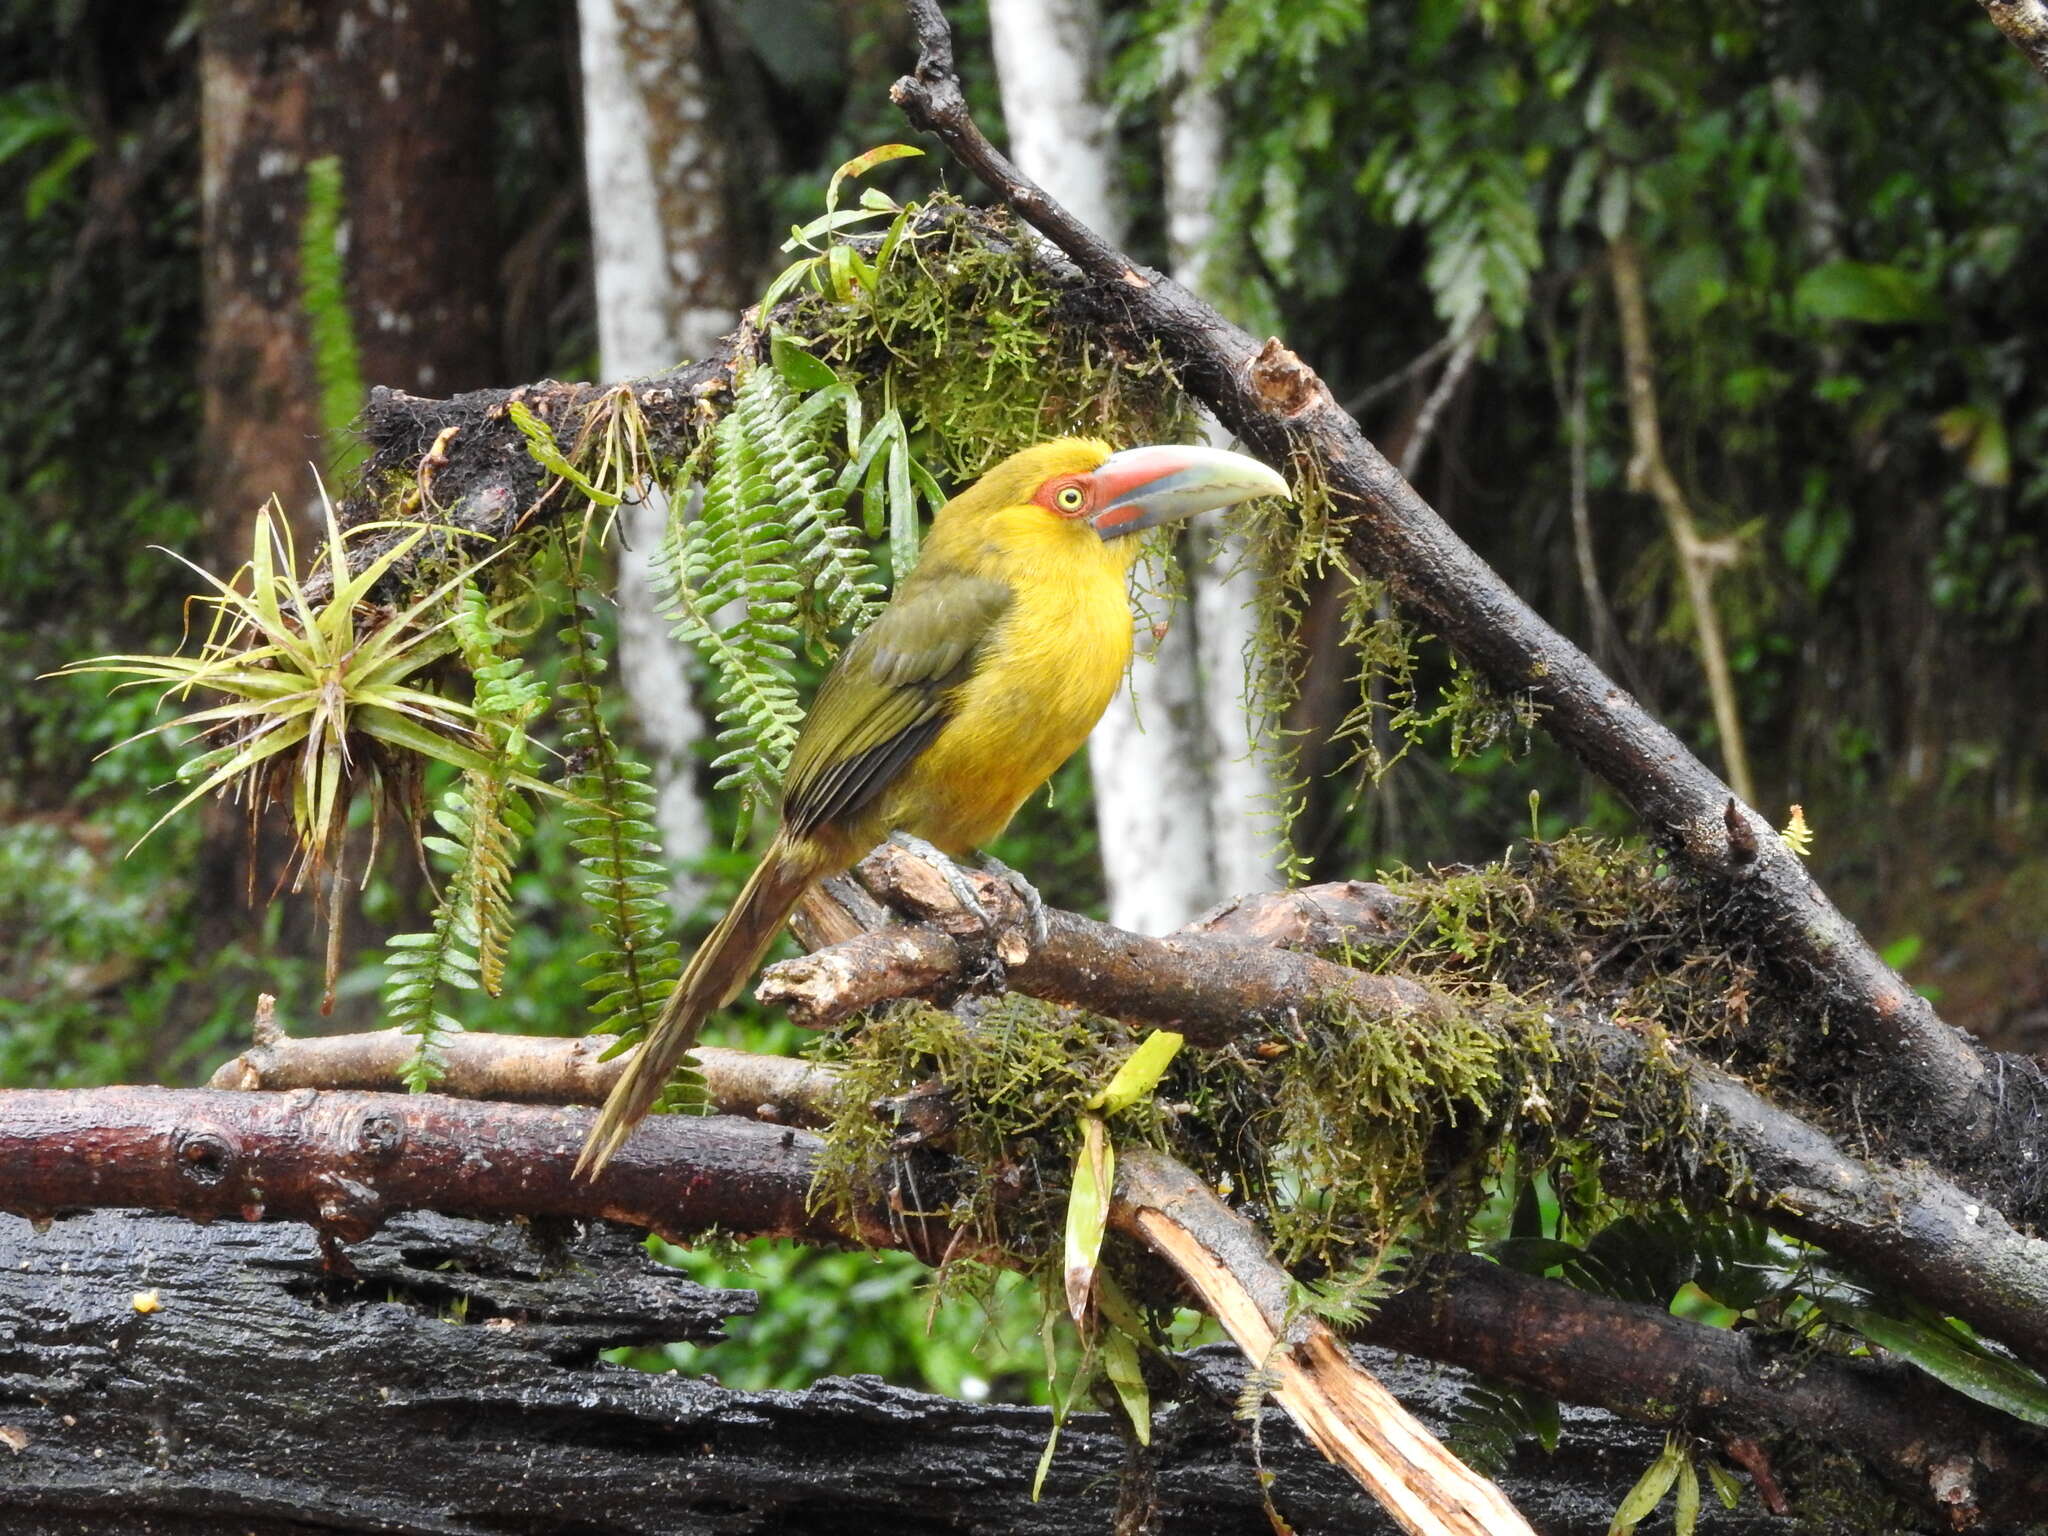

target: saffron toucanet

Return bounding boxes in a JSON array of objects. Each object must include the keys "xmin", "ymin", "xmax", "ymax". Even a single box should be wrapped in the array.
[{"xmin": 577, "ymin": 436, "xmax": 1288, "ymax": 1176}]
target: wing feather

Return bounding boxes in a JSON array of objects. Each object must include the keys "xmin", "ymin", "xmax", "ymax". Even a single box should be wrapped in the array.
[{"xmin": 781, "ymin": 573, "xmax": 1011, "ymax": 836}]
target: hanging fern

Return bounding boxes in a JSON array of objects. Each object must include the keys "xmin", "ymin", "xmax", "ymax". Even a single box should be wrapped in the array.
[
  {"xmin": 654, "ymin": 362, "xmax": 883, "ymax": 839},
  {"xmin": 382, "ymin": 583, "xmax": 545, "ymax": 1086},
  {"xmin": 555, "ymin": 585, "xmax": 696, "ymax": 1105}
]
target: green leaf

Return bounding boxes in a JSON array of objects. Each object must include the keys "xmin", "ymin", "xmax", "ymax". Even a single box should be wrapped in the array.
[
  {"xmin": 1088, "ymin": 1030, "xmax": 1185, "ymax": 1115},
  {"xmin": 1608, "ymin": 1436, "xmax": 1683, "ymax": 1535},
  {"xmin": 1705, "ymin": 1459, "xmax": 1743, "ymax": 1510},
  {"xmin": 1064, "ymin": 1115, "xmax": 1113, "ymax": 1324},
  {"xmin": 770, "ymin": 332, "xmax": 840, "ymax": 394},
  {"xmin": 506, "ymin": 401, "xmax": 621, "ymax": 504},
  {"xmin": 1674, "ymin": 1453, "xmax": 1701, "ymax": 1536},
  {"xmin": 1824, "ymin": 1302, "xmax": 2048, "ymax": 1428},
  {"xmin": 824, "ymin": 142, "xmax": 923, "ymax": 213},
  {"xmin": 1794, "ymin": 261, "xmax": 1942, "ymax": 325},
  {"xmin": 1101, "ymin": 1326, "xmax": 1151, "ymax": 1446}
]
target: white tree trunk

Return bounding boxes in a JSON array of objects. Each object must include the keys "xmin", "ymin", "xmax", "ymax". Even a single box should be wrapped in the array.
[
  {"xmin": 577, "ymin": 0, "xmax": 734, "ymax": 905},
  {"xmin": 989, "ymin": 0, "xmax": 1215, "ymax": 932},
  {"xmin": 990, "ymin": 0, "xmax": 1282, "ymax": 931},
  {"xmin": 1165, "ymin": 18, "xmax": 1285, "ymax": 904}
]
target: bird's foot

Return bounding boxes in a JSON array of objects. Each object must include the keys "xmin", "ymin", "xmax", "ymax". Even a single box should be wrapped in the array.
[
  {"xmin": 887, "ymin": 831, "xmax": 1009, "ymax": 992},
  {"xmin": 977, "ymin": 852, "xmax": 1049, "ymax": 949}
]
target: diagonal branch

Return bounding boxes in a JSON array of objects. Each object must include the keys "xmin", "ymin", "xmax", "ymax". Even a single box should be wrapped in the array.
[
  {"xmin": 886, "ymin": 0, "xmax": 2001, "ymax": 1167},
  {"xmin": 1113, "ymin": 1147, "xmax": 1533, "ymax": 1536},
  {"xmin": 1979, "ymin": 0, "xmax": 2048, "ymax": 78}
]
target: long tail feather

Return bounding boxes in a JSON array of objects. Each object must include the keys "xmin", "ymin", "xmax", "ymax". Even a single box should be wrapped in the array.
[{"xmin": 576, "ymin": 838, "xmax": 816, "ymax": 1178}]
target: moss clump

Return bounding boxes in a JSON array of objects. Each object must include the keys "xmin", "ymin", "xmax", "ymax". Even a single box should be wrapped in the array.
[
  {"xmin": 813, "ymin": 995, "xmax": 1172, "ymax": 1265},
  {"xmin": 801, "ymin": 201, "xmax": 1195, "ymax": 479},
  {"xmin": 813, "ymin": 975, "xmax": 1541, "ymax": 1286}
]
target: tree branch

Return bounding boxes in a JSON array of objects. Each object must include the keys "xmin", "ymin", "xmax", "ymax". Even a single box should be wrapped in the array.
[
  {"xmin": 887, "ymin": 0, "xmax": 2007, "ymax": 1172},
  {"xmin": 1365, "ymin": 1254, "xmax": 2048, "ymax": 1523},
  {"xmin": 1114, "ymin": 1148, "xmax": 1533, "ymax": 1536},
  {"xmin": 760, "ymin": 856, "xmax": 2048, "ymax": 1374},
  {"xmin": 208, "ymin": 1008, "xmax": 840, "ymax": 1128},
  {"xmin": 1979, "ymin": 0, "xmax": 2048, "ymax": 78},
  {"xmin": 0, "ymin": 1086, "xmax": 924, "ymax": 1255}
]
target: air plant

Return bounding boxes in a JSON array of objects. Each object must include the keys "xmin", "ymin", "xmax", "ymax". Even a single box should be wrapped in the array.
[{"xmin": 58, "ymin": 488, "xmax": 545, "ymax": 1001}]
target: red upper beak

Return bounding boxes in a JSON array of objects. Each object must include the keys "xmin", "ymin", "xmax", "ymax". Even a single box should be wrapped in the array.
[{"xmin": 1088, "ymin": 444, "xmax": 1290, "ymax": 540}]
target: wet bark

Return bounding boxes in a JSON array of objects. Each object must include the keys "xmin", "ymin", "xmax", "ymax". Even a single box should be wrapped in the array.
[{"xmin": 0, "ymin": 1208, "xmax": 1786, "ymax": 1536}]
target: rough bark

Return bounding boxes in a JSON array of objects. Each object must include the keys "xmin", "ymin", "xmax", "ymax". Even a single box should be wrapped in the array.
[
  {"xmin": 0, "ymin": 1209, "xmax": 1770, "ymax": 1536},
  {"xmin": 1980, "ymin": 0, "xmax": 2048, "ymax": 78}
]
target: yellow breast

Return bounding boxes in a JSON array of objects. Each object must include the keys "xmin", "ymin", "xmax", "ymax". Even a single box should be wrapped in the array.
[{"xmin": 884, "ymin": 509, "xmax": 1135, "ymax": 853}]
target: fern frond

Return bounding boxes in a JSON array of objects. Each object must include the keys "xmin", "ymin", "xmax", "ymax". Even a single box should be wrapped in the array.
[
  {"xmin": 1445, "ymin": 1380, "xmax": 1559, "ymax": 1477},
  {"xmin": 555, "ymin": 589, "xmax": 695, "ymax": 1105},
  {"xmin": 654, "ymin": 363, "xmax": 883, "ymax": 839},
  {"xmin": 382, "ymin": 583, "xmax": 545, "ymax": 1083}
]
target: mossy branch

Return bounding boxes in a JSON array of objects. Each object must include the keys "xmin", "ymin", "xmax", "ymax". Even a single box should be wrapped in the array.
[{"xmin": 763, "ymin": 845, "xmax": 2048, "ymax": 1376}]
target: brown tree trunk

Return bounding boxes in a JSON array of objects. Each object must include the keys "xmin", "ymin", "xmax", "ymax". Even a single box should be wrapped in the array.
[{"xmin": 190, "ymin": 0, "xmax": 500, "ymax": 1040}]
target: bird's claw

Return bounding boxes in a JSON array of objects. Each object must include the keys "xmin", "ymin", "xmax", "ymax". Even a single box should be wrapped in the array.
[{"xmin": 887, "ymin": 832, "xmax": 1010, "ymax": 994}]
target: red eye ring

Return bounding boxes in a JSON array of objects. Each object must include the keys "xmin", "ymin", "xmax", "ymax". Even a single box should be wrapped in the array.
[{"xmin": 1041, "ymin": 478, "xmax": 1090, "ymax": 517}]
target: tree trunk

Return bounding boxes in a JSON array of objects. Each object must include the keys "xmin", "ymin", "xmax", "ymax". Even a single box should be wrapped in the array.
[
  {"xmin": 193, "ymin": 0, "xmax": 499, "ymax": 1028},
  {"xmin": 576, "ymin": 0, "xmax": 738, "ymax": 904},
  {"xmin": 988, "ymin": 0, "xmax": 1260, "ymax": 933},
  {"xmin": 0, "ymin": 1208, "xmax": 1775, "ymax": 1535},
  {"xmin": 1164, "ymin": 16, "xmax": 1286, "ymax": 904}
]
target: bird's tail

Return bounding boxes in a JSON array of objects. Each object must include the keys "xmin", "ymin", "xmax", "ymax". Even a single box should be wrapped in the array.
[{"xmin": 576, "ymin": 836, "xmax": 818, "ymax": 1178}]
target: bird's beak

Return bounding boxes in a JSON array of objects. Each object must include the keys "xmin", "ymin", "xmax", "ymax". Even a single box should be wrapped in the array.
[{"xmin": 1089, "ymin": 443, "xmax": 1290, "ymax": 541}]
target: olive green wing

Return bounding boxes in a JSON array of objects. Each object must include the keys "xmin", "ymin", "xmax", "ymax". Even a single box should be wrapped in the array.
[{"xmin": 781, "ymin": 573, "xmax": 1012, "ymax": 838}]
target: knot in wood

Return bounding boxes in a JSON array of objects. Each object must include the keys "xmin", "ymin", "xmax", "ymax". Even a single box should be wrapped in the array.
[
  {"xmin": 1248, "ymin": 338, "xmax": 1325, "ymax": 417},
  {"xmin": 174, "ymin": 1129, "xmax": 237, "ymax": 1187},
  {"xmin": 354, "ymin": 1109, "xmax": 404, "ymax": 1163},
  {"xmin": 1723, "ymin": 798, "xmax": 1760, "ymax": 867}
]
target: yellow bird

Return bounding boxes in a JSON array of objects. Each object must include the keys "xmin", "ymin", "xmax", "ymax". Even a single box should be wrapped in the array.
[{"xmin": 577, "ymin": 436, "xmax": 1288, "ymax": 1175}]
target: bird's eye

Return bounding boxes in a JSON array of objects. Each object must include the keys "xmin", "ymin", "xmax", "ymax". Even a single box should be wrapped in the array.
[{"xmin": 1054, "ymin": 485, "xmax": 1085, "ymax": 512}]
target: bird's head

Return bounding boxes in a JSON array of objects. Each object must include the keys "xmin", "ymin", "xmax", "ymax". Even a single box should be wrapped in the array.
[{"xmin": 938, "ymin": 437, "xmax": 1290, "ymax": 564}]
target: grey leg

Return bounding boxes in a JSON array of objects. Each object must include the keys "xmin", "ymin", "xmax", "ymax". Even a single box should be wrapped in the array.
[{"xmin": 887, "ymin": 831, "xmax": 994, "ymax": 926}]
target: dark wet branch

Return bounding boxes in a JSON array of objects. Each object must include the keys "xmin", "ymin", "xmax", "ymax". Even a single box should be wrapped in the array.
[
  {"xmin": 0, "ymin": 1085, "xmax": 923, "ymax": 1256},
  {"xmin": 1366, "ymin": 1254, "xmax": 2048, "ymax": 1523}
]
